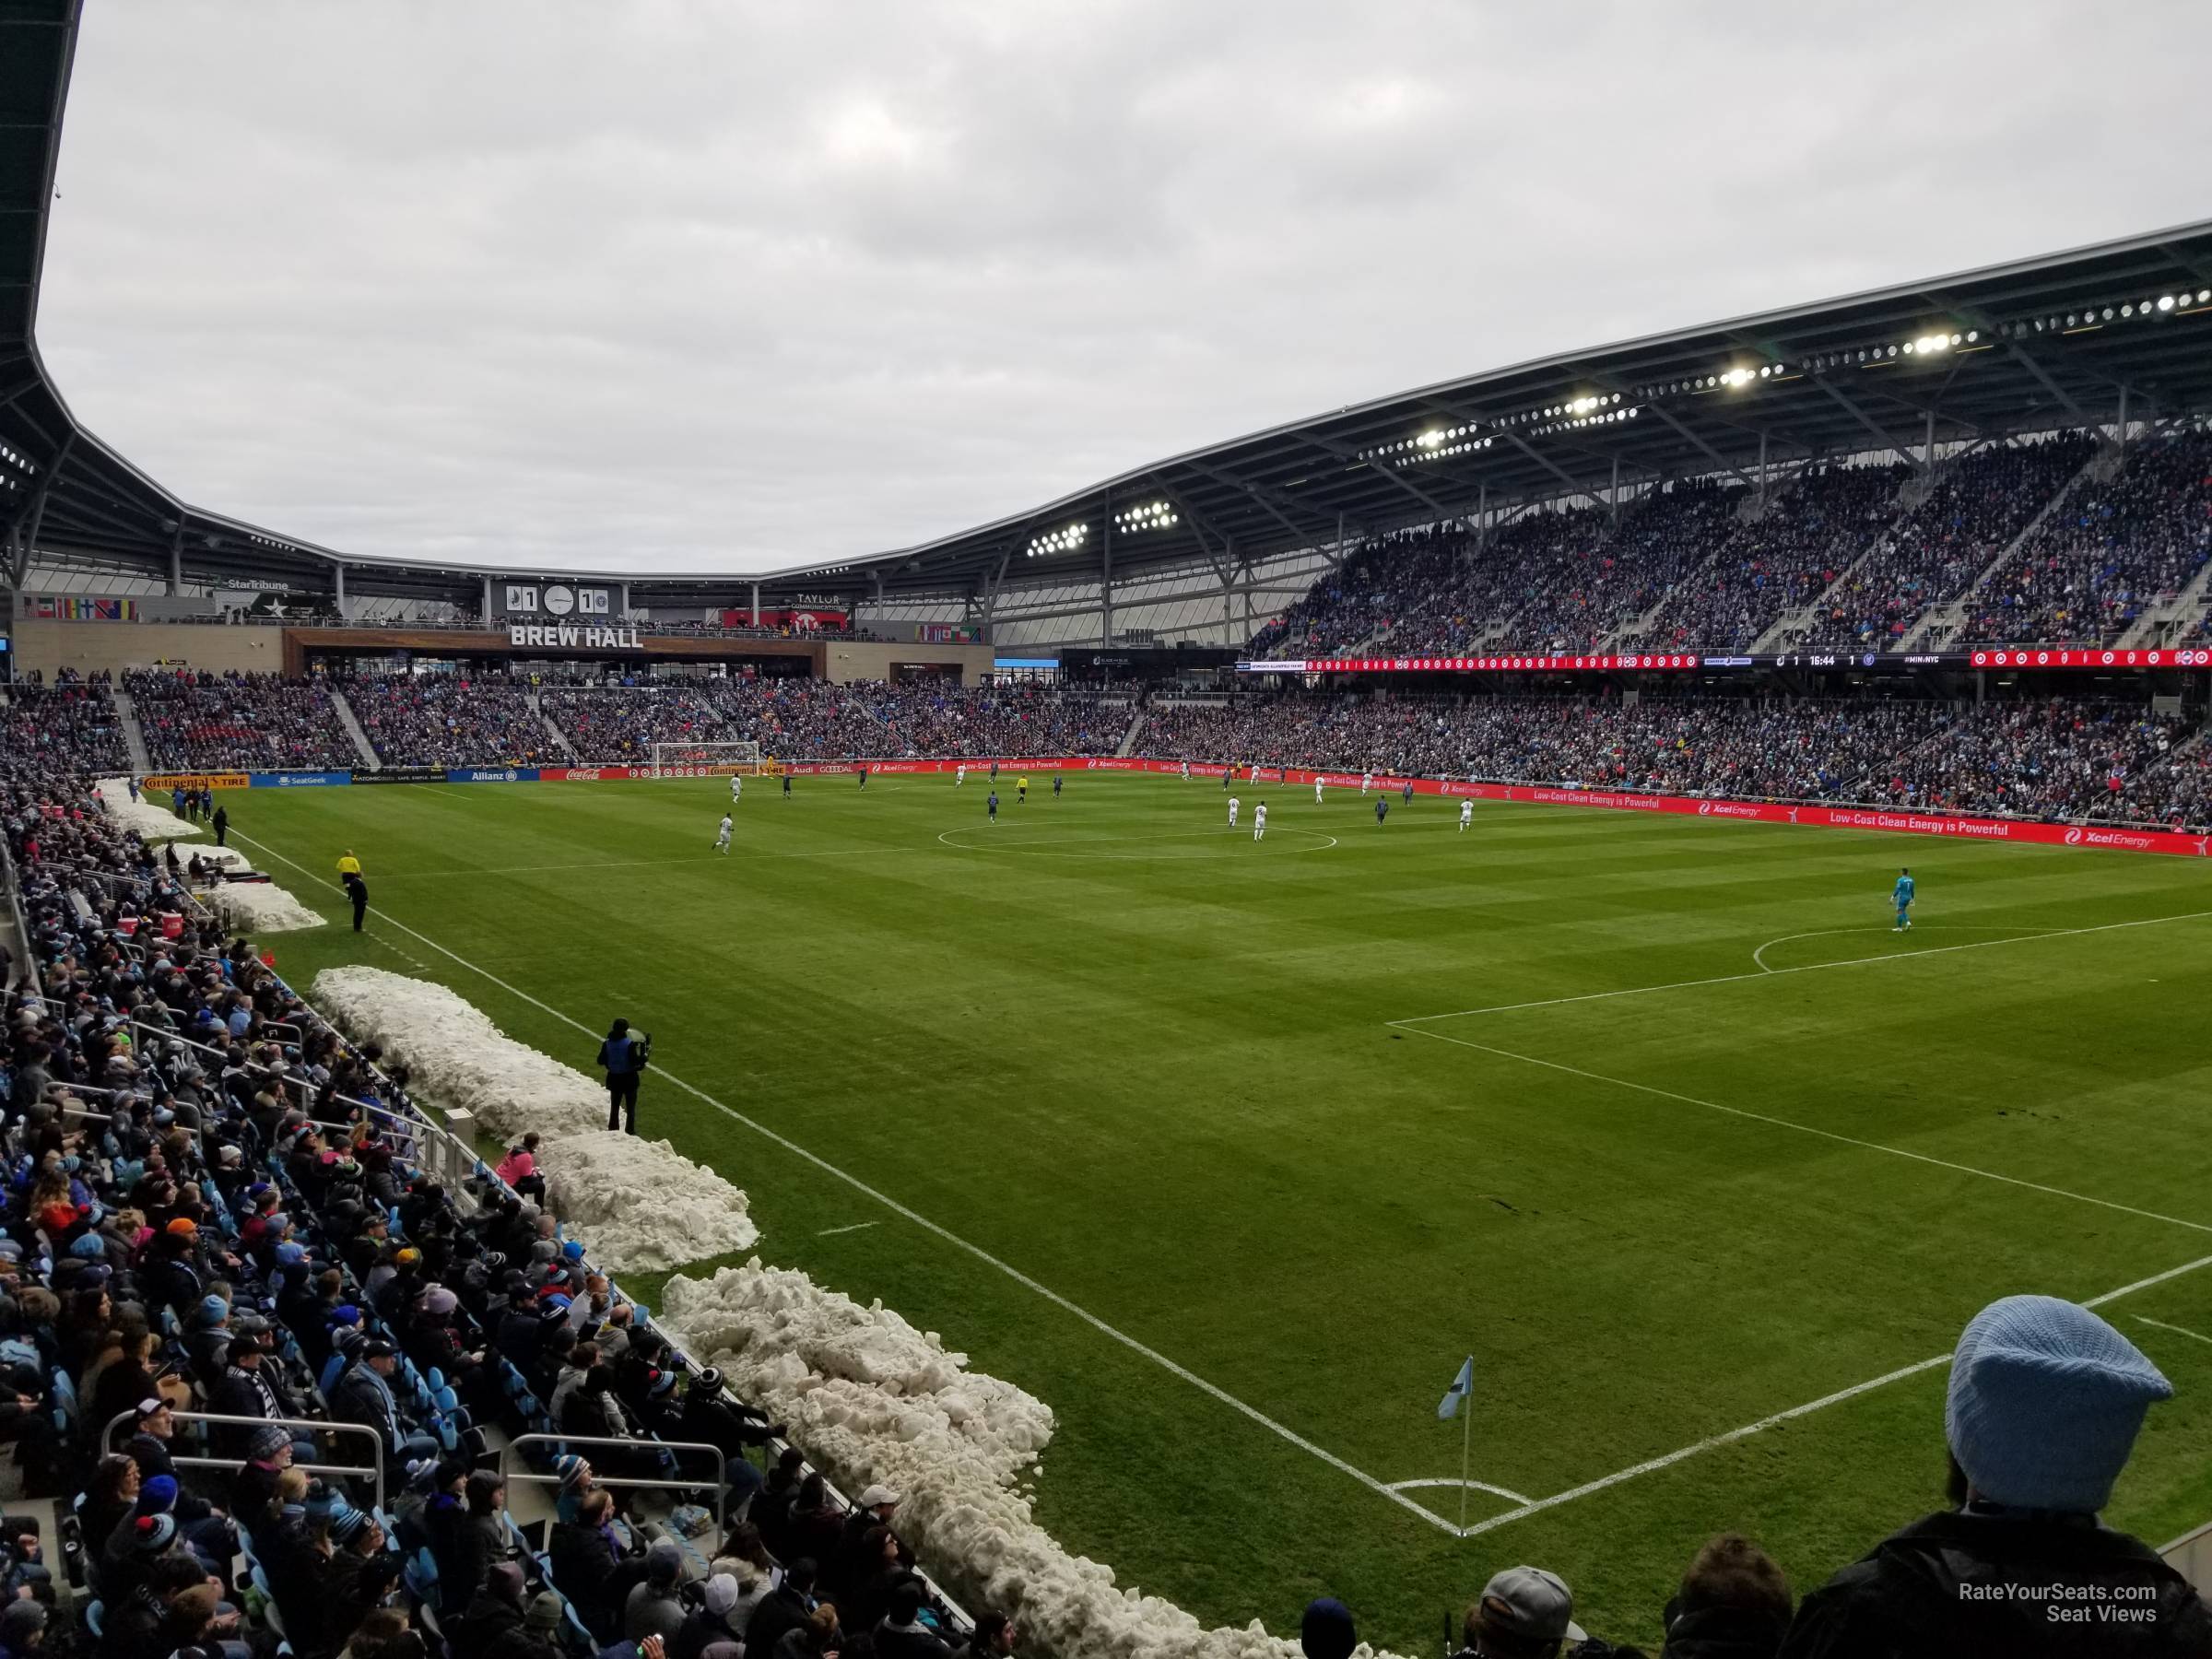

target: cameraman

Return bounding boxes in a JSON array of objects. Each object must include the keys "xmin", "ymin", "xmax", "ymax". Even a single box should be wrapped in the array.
[{"xmin": 599, "ymin": 1018, "xmax": 650, "ymax": 1135}]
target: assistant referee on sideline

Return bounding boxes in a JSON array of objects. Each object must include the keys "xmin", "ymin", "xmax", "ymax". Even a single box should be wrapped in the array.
[{"xmin": 337, "ymin": 850, "xmax": 369, "ymax": 933}]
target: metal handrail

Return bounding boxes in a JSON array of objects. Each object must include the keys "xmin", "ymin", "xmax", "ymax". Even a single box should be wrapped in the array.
[
  {"xmin": 502, "ymin": 1431, "xmax": 729, "ymax": 1529},
  {"xmin": 101, "ymin": 1408, "xmax": 386, "ymax": 1515}
]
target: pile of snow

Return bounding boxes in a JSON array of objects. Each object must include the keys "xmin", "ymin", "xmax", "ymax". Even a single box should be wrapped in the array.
[
  {"xmin": 542, "ymin": 1129, "xmax": 758, "ymax": 1271},
  {"xmin": 97, "ymin": 782, "xmax": 204, "ymax": 842},
  {"xmin": 308, "ymin": 966, "xmax": 756, "ymax": 1269},
  {"xmin": 312, "ymin": 964, "xmax": 606, "ymax": 1139},
  {"xmin": 204, "ymin": 881, "xmax": 326, "ymax": 933},
  {"xmin": 660, "ymin": 1265, "xmax": 1346, "ymax": 1659}
]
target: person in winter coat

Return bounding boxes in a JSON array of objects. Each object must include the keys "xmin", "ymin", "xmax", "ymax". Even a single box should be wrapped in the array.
[
  {"xmin": 493, "ymin": 1135, "xmax": 547, "ymax": 1205},
  {"xmin": 874, "ymin": 1579, "xmax": 958, "ymax": 1659},
  {"xmin": 453, "ymin": 1560, "xmax": 529, "ymax": 1656},
  {"xmin": 676, "ymin": 1366, "xmax": 785, "ymax": 1511},
  {"xmin": 747, "ymin": 1559, "xmax": 821, "ymax": 1659},
  {"xmin": 548, "ymin": 1486, "xmax": 641, "ymax": 1642},
  {"xmin": 625, "ymin": 1538, "xmax": 689, "ymax": 1645},
  {"xmin": 1653, "ymin": 1535, "xmax": 1790, "ymax": 1659},
  {"xmin": 206, "ymin": 1328, "xmax": 306, "ymax": 1458},
  {"xmin": 773, "ymin": 1604, "xmax": 844, "ymax": 1659},
  {"xmin": 674, "ymin": 1574, "xmax": 753, "ymax": 1659},
  {"xmin": 1778, "ymin": 1296, "xmax": 2212, "ymax": 1658}
]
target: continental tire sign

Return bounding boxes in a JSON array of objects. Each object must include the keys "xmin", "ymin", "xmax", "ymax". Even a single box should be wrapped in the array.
[{"xmin": 140, "ymin": 773, "xmax": 249, "ymax": 791}]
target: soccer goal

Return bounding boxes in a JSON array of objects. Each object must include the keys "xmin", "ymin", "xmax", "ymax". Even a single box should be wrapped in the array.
[{"xmin": 647, "ymin": 740, "xmax": 772, "ymax": 775}]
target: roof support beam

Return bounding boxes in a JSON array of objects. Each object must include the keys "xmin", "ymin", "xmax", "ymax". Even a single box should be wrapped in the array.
[
  {"xmin": 1183, "ymin": 460, "xmax": 1338, "ymax": 546},
  {"xmin": 1300, "ymin": 436, "xmax": 1451, "ymax": 518},
  {"xmin": 1808, "ymin": 375, "xmax": 1920, "ymax": 469},
  {"xmin": 1635, "ymin": 399, "xmax": 1759, "ymax": 492},
  {"xmin": 1490, "ymin": 427, "xmax": 1608, "ymax": 511}
]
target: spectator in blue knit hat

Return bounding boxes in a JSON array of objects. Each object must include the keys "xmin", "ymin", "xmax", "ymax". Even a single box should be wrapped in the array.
[{"xmin": 1779, "ymin": 1295, "xmax": 2210, "ymax": 1656}]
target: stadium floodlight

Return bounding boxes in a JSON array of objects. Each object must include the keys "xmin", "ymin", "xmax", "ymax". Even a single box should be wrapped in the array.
[{"xmin": 2159, "ymin": 295, "xmax": 2175, "ymax": 312}]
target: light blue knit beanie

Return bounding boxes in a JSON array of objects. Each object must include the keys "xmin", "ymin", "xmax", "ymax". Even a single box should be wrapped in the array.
[{"xmin": 1945, "ymin": 1295, "xmax": 2172, "ymax": 1512}]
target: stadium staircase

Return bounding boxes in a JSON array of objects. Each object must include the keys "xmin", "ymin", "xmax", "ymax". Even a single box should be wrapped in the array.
[
  {"xmin": 109, "ymin": 686, "xmax": 154, "ymax": 773},
  {"xmin": 2116, "ymin": 556, "xmax": 2212, "ymax": 649},
  {"xmin": 328, "ymin": 687, "xmax": 382, "ymax": 771},
  {"xmin": 529, "ymin": 688, "xmax": 578, "ymax": 759},
  {"xmin": 1113, "ymin": 704, "xmax": 1147, "ymax": 757},
  {"xmin": 1753, "ymin": 466, "xmax": 1938, "ymax": 653},
  {"xmin": 1896, "ymin": 446, "xmax": 2107, "ymax": 652},
  {"xmin": 1603, "ymin": 496, "xmax": 1765, "ymax": 652}
]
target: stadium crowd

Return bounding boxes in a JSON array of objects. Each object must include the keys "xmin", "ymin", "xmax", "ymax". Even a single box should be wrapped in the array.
[
  {"xmin": 1777, "ymin": 433, "xmax": 2099, "ymax": 652},
  {"xmin": 1137, "ymin": 691, "xmax": 2212, "ymax": 827},
  {"xmin": 0, "ymin": 756, "xmax": 2192, "ymax": 1659},
  {"xmin": 538, "ymin": 680, "xmax": 1133, "ymax": 762},
  {"xmin": 126, "ymin": 672, "xmax": 359, "ymax": 774},
  {"xmin": 348, "ymin": 677, "xmax": 554, "ymax": 770},
  {"xmin": 1954, "ymin": 428, "xmax": 2212, "ymax": 646},
  {"xmin": 0, "ymin": 676, "xmax": 130, "ymax": 774}
]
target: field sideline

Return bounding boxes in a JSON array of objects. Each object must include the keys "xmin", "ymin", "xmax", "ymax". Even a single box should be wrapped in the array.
[{"xmin": 200, "ymin": 772, "xmax": 2212, "ymax": 1651}]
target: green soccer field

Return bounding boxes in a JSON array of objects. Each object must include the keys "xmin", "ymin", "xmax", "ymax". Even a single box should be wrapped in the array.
[{"xmin": 203, "ymin": 772, "xmax": 2212, "ymax": 1651}]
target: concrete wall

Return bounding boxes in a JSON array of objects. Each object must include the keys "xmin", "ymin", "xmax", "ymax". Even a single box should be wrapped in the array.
[
  {"xmin": 823, "ymin": 640, "xmax": 995, "ymax": 685},
  {"xmin": 12, "ymin": 620, "xmax": 284, "ymax": 677}
]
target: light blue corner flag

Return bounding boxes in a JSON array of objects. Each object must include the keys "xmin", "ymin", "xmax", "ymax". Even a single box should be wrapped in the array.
[{"xmin": 1437, "ymin": 1355, "xmax": 1475, "ymax": 1420}]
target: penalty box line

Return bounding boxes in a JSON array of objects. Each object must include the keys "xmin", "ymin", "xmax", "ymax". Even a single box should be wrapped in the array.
[
  {"xmin": 1455, "ymin": 1247, "xmax": 2212, "ymax": 1540},
  {"xmin": 228, "ymin": 830, "xmax": 1461, "ymax": 1540},
  {"xmin": 1394, "ymin": 1025, "xmax": 2212, "ymax": 1240}
]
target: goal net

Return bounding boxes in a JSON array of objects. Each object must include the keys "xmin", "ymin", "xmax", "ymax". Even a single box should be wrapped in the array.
[{"xmin": 647, "ymin": 740, "xmax": 773, "ymax": 775}]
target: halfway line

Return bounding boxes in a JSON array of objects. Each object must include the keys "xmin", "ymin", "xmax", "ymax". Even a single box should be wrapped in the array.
[{"xmin": 227, "ymin": 830, "xmax": 1455, "ymax": 1538}]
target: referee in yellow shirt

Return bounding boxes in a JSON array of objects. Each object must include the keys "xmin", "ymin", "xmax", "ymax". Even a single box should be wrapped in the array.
[
  {"xmin": 337, "ymin": 851, "xmax": 369, "ymax": 933},
  {"xmin": 1017, "ymin": 775, "xmax": 1028, "ymax": 804}
]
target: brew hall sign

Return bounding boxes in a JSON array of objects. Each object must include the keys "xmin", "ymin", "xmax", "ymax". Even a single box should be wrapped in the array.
[{"xmin": 501, "ymin": 582, "xmax": 643, "ymax": 651}]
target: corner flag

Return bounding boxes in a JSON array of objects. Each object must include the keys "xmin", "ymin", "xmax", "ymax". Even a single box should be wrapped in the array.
[{"xmin": 1437, "ymin": 1356, "xmax": 1474, "ymax": 1420}]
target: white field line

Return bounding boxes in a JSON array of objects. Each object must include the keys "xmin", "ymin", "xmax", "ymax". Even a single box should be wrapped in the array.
[
  {"xmin": 816, "ymin": 1221, "xmax": 881, "ymax": 1238},
  {"xmin": 2136, "ymin": 1316, "xmax": 2212, "ymax": 1347},
  {"xmin": 1394, "ymin": 1025, "xmax": 2212, "ymax": 1239},
  {"xmin": 228, "ymin": 829, "xmax": 1459, "ymax": 1539},
  {"xmin": 1748, "ymin": 924, "xmax": 2062, "ymax": 973},
  {"xmin": 1457, "ymin": 1248, "xmax": 2212, "ymax": 1540},
  {"xmin": 1386, "ymin": 1477, "xmax": 1535, "ymax": 1505},
  {"xmin": 1394, "ymin": 906, "xmax": 2212, "ymax": 1023}
]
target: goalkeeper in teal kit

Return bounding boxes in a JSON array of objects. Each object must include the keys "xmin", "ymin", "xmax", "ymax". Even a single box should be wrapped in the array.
[{"xmin": 1891, "ymin": 867, "xmax": 1915, "ymax": 932}]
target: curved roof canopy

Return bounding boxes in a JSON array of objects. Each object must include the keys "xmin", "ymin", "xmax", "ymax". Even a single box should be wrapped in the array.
[{"xmin": 6, "ymin": 0, "xmax": 2212, "ymax": 612}]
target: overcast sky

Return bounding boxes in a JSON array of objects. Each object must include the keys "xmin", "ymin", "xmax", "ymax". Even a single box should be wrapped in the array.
[{"xmin": 37, "ymin": 1, "xmax": 2212, "ymax": 576}]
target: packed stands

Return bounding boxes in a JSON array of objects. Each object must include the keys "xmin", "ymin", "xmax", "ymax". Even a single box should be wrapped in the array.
[
  {"xmin": 126, "ymin": 671, "xmax": 359, "ymax": 773},
  {"xmin": 1641, "ymin": 463, "xmax": 1910, "ymax": 652},
  {"xmin": 0, "ymin": 759, "xmax": 1000, "ymax": 1659},
  {"xmin": 348, "ymin": 676, "xmax": 553, "ymax": 769},
  {"xmin": 0, "ymin": 676, "xmax": 130, "ymax": 773},
  {"xmin": 1953, "ymin": 428, "xmax": 2212, "ymax": 646},
  {"xmin": 1783, "ymin": 433, "xmax": 2100, "ymax": 652},
  {"xmin": 1136, "ymin": 691, "xmax": 2212, "ymax": 828},
  {"xmin": 541, "ymin": 680, "xmax": 1132, "ymax": 762}
]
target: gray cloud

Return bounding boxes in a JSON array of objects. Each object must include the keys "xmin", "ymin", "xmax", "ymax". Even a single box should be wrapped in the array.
[{"xmin": 36, "ymin": 0, "xmax": 2212, "ymax": 574}]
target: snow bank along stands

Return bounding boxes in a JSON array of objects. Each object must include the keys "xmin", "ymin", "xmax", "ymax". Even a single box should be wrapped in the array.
[
  {"xmin": 310, "ymin": 964, "xmax": 758, "ymax": 1272},
  {"xmin": 96, "ymin": 777, "xmax": 206, "ymax": 841},
  {"xmin": 204, "ymin": 878, "xmax": 327, "ymax": 933},
  {"xmin": 661, "ymin": 1264, "xmax": 1377, "ymax": 1659}
]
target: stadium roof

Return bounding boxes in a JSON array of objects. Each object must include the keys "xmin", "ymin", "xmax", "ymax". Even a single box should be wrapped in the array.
[{"xmin": 6, "ymin": 0, "xmax": 2212, "ymax": 615}]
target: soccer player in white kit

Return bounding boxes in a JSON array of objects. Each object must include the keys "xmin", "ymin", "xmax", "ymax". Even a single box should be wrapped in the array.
[
  {"xmin": 1253, "ymin": 802, "xmax": 1267, "ymax": 841},
  {"xmin": 1362, "ymin": 771, "xmax": 1373, "ymax": 794},
  {"xmin": 1227, "ymin": 794, "xmax": 1240, "ymax": 829},
  {"xmin": 713, "ymin": 814, "xmax": 733, "ymax": 853},
  {"xmin": 1181, "ymin": 760, "xmax": 1190, "ymax": 782},
  {"xmin": 1314, "ymin": 778, "xmax": 1324, "ymax": 805},
  {"xmin": 1460, "ymin": 798, "xmax": 1475, "ymax": 831},
  {"xmin": 730, "ymin": 774, "xmax": 743, "ymax": 803},
  {"xmin": 956, "ymin": 763, "xmax": 967, "ymax": 786}
]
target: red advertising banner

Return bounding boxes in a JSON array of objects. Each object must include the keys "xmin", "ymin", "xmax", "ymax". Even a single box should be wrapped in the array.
[{"xmin": 715, "ymin": 608, "xmax": 850, "ymax": 632}]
